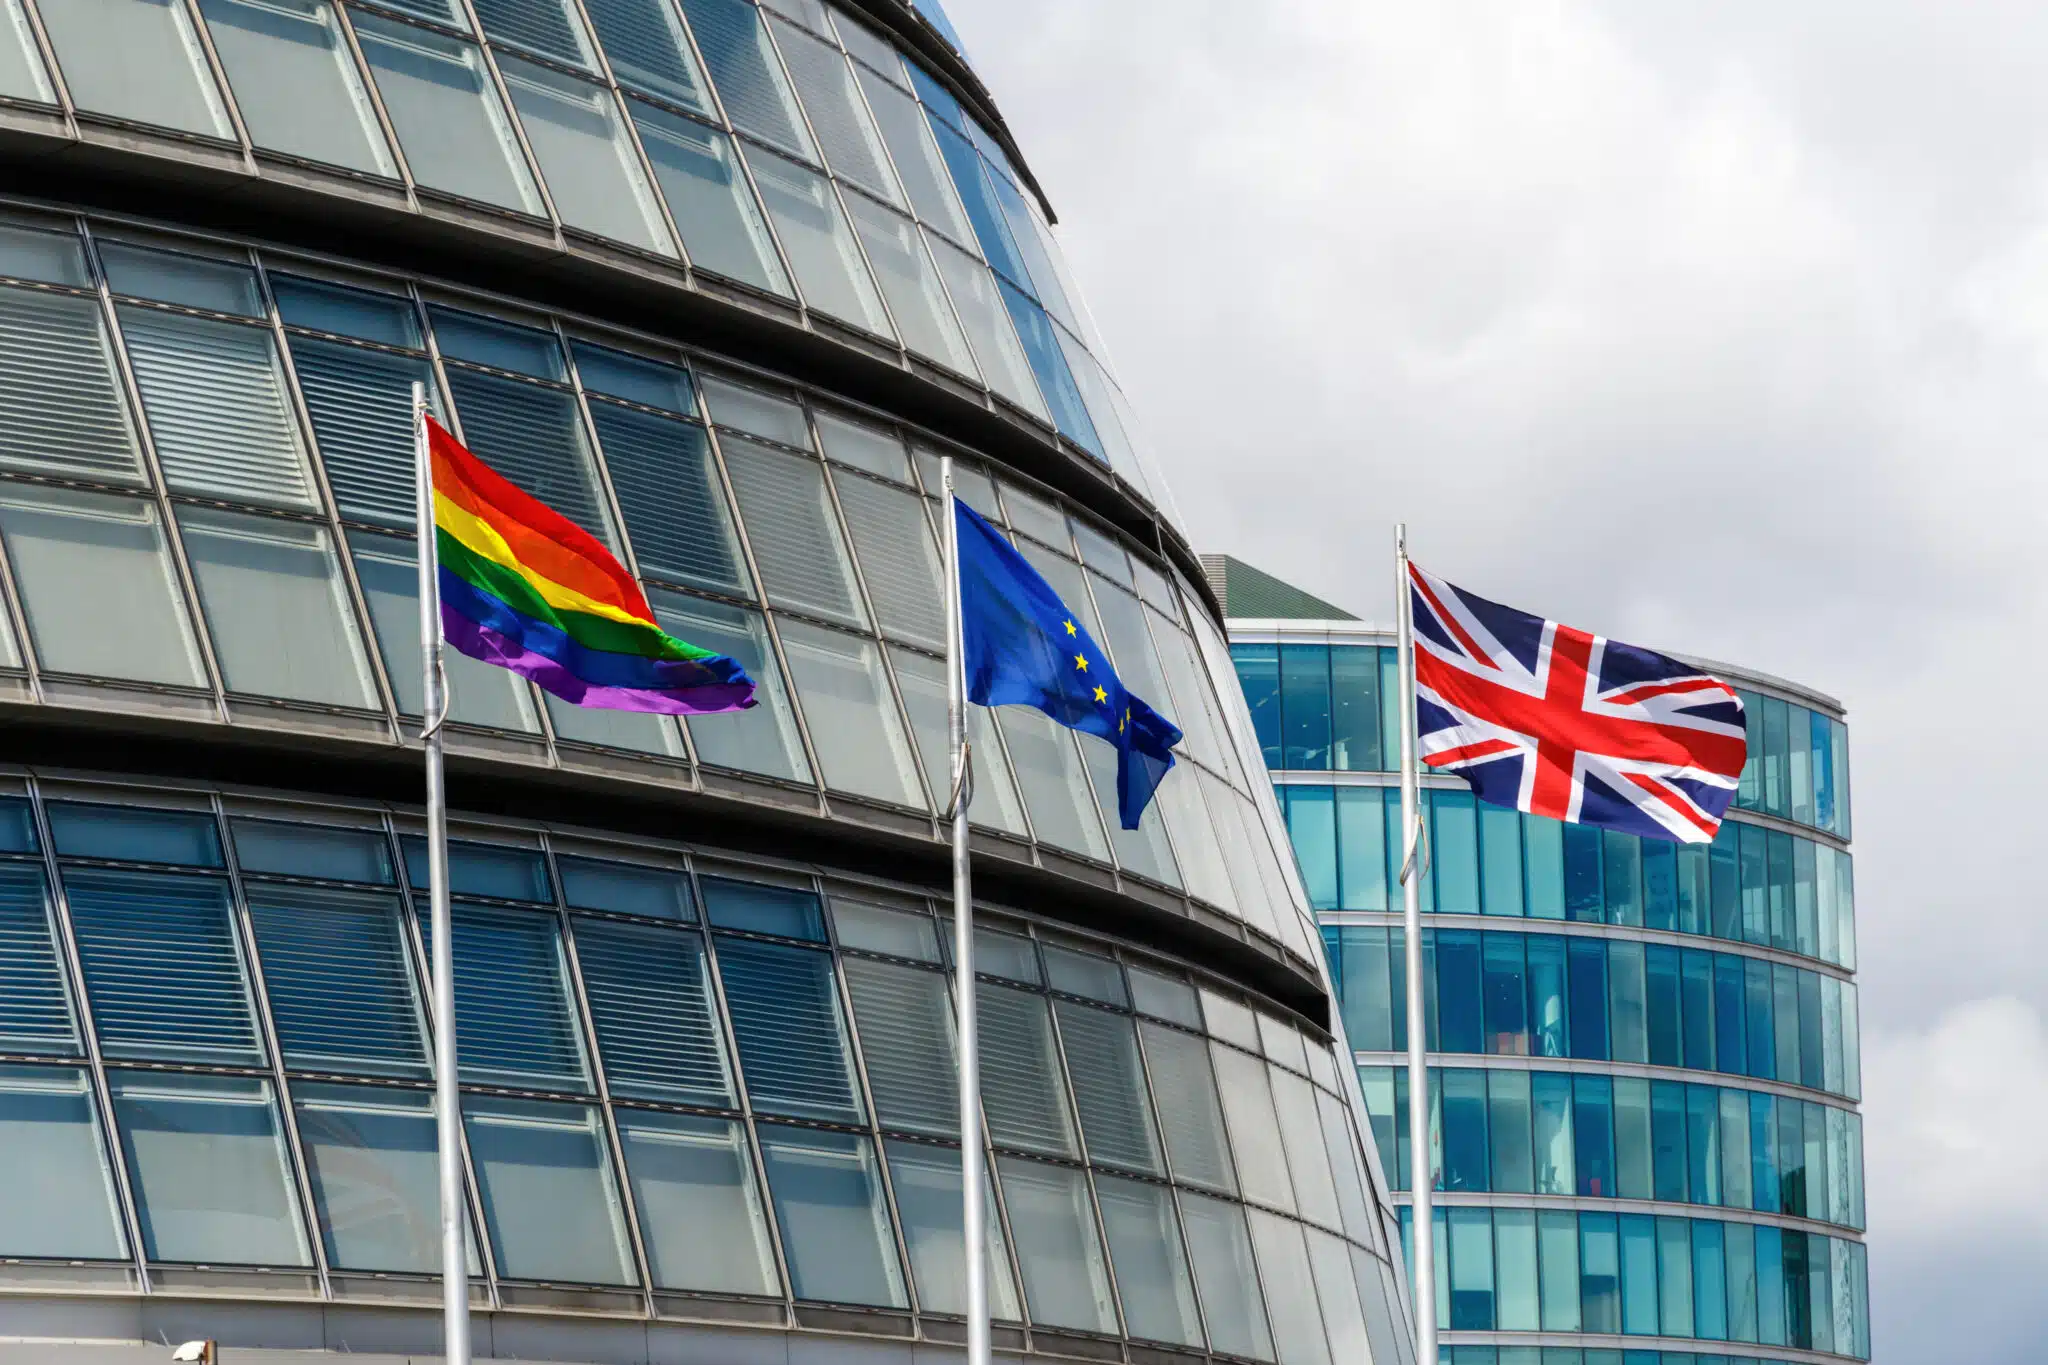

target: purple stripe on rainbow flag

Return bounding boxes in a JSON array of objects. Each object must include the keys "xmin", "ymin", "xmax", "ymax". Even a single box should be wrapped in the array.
[{"xmin": 442, "ymin": 609, "xmax": 757, "ymax": 716}]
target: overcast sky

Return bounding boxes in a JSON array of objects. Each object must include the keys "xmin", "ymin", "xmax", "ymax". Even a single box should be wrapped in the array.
[{"xmin": 942, "ymin": 2, "xmax": 2046, "ymax": 1359}]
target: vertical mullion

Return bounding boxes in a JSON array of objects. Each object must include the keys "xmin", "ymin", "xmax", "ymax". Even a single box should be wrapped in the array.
[
  {"xmin": 13, "ymin": 0, "xmax": 75, "ymax": 131},
  {"xmin": 22, "ymin": 776, "xmax": 151, "ymax": 1291},
  {"xmin": 78, "ymin": 222, "xmax": 230, "ymax": 719},
  {"xmin": 212, "ymin": 791, "xmax": 333, "ymax": 1296},
  {"xmin": 0, "ymin": 466, "xmax": 48, "ymax": 707},
  {"xmin": 175, "ymin": 0, "xmax": 259, "ymax": 166}
]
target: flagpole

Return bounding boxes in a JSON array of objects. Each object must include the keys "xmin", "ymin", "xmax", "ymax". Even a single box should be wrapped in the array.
[
  {"xmin": 416, "ymin": 384, "xmax": 470, "ymax": 1365},
  {"xmin": 1395, "ymin": 523, "xmax": 1437, "ymax": 1365},
  {"xmin": 941, "ymin": 457, "xmax": 989, "ymax": 1365}
]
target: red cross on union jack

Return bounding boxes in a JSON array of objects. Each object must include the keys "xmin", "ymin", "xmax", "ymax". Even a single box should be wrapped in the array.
[{"xmin": 1408, "ymin": 562, "xmax": 1748, "ymax": 844}]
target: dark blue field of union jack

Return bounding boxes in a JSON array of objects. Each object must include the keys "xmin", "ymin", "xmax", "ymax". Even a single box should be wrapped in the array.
[{"xmin": 1408, "ymin": 564, "xmax": 1748, "ymax": 844}]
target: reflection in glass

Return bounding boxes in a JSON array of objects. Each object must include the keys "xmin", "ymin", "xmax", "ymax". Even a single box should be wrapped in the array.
[
  {"xmin": 883, "ymin": 1139, "xmax": 1021, "ymax": 1319},
  {"xmin": 464, "ymin": 1097, "xmax": 637, "ymax": 1285},
  {"xmin": 196, "ymin": 0, "xmax": 395, "ymax": 175},
  {"xmin": 998, "ymin": 1156, "xmax": 1118, "ymax": 1334},
  {"xmin": 616, "ymin": 1111, "xmax": 778, "ymax": 1295},
  {"xmin": 757, "ymin": 1124, "xmax": 906, "ymax": 1306},
  {"xmin": 0, "ymin": 1065, "xmax": 125, "ymax": 1260},
  {"xmin": 38, "ymin": 0, "xmax": 232, "ymax": 136},
  {"xmin": 497, "ymin": 56, "xmax": 671, "ymax": 253},
  {"xmin": 352, "ymin": 15, "xmax": 544, "ymax": 215},
  {"xmin": 776, "ymin": 619, "xmax": 924, "ymax": 808},
  {"xmin": 110, "ymin": 1071, "xmax": 310, "ymax": 1266},
  {"xmin": 176, "ymin": 509, "xmax": 378, "ymax": 707},
  {"xmin": 294, "ymin": 1082, "xmax": 474, "ymax": 1274}
]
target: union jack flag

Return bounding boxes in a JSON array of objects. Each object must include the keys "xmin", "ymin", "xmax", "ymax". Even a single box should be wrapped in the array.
[{"xmin": 1409, "ymin": 563, "xmax": 1747, "ymax": 844}]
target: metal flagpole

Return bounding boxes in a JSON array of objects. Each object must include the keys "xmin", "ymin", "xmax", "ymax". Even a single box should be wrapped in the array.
[
  {"xmin": 941, "ymin": 456, "xmax": 989, "ymax": 1365},
  {"xmin": 1395, "ymin": 523, "xmax": 1437, "ymax": 1365},
  {"xmin": 415, "ymin": 383, "xmax": 470, "ymax": 1365}
]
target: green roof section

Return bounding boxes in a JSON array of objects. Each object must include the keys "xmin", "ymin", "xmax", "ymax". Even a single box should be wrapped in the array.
[{"xmin": 1199, "ymin": 554, "xmax": 1358, "ymax": 621}]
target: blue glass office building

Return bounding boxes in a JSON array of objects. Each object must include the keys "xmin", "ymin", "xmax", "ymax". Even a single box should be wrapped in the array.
[
  {"xmin": 0, "ymin": 7, "xmax": 1413, "ymax": 1364},
  {"xmin": 1212, "ymin": 556, "xmax": 1870, "ymax": 1365}
]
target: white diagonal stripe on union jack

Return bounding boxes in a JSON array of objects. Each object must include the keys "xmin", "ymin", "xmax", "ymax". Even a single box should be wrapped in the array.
[{"xmin": 1407, "ymin": 562, "xmax": 1747, "ymax": 844}]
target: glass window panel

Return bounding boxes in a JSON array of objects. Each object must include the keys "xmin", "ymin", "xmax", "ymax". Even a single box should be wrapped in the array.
[
  {"xmin": 464, "ymin": 1097, "xmax": 636, "ymax": 1284},
  {"xmin": 1139, "ymin": 1020, "xmax": 1234, "ymax": 1193},
  {"xmin": 1076, "ymin": 734, "xmax": 1180, "ymax": 888},
  {"xmin": 1607, "ymin": 938, "xmax": 1648, "ymax": 1064},
  {"xmin": 1493, "ymin": 1206, "xmax": 1540, "ymax": 1331},
  {"xmin": 704, "ymin": 871, "xmax": 825, "ymax": 940},
  {"xmin": 1608, "ymin": 1076, "xmax": 1649, "ymax": 1200},
  {"xmin": 2, "ymin": 485, "xmax": 205, "ymax": 683},
  {"xmin": 1603, "ymin": 828, "xmax": 1642, "ymax": 926},
  {"xmin": 0, "ymin": 0, "xmax": 46, "ymax": 100},
  {"xmin": 1537, "ymin": 1207, "xmax": 1580, "ymax": 1331},
  {"xmin": 1043, "ymin": 944, "xmax": 1124, "ymax": 1004},
  {"xmin": 579, "ymin": 0, "xmax": 709, "ymax": 109},
  {"xmin": 997, "ymin": 1156, "xmax": 1118, "ymax": 1334},
  {"xmin": 814, "ymin": 409, "xmax": 909, "ymax": 479},
  {"xmin": 176, "ymin": 508, "xmax": 378, "ymax": 707},
  {"xmin": 0, "ymin": 1065, "xmax": 125, "ymax": 1259},
  {"xmin": 978, "ymin": 983, "xmax": 1077, "ymax": 1156},
  {"xmin": 117, "ymin": 308, "xmax": 312, "ymax": 506},
  {"xmin": 1316, "ymin": 1086, "xmax": 1374, "ymax": 1240},
  {"xmin": 419, "ymin": 905, "xmax": 585, "ymax": 1090},
  {"xmin": 745, "ymin": 146, "xmax": 894, "ymax": 336},
  {"xmin": 1001, "ymin": 281, "xmax": 1101, "ymax": 455},
  {"xmin": 111, "ymin": 1070, "xmax": 310, "ymax": 1265},
  {"xmin": 1248, "ymin": 1209, "xmax": 1331, "ymax": 1365},
  {"xmin": 1335, "ymin": 787, "xmax": 1388, "ymax": 913},
  {"xmin": 288, "ymin": 337, "xmax": 433, "ymax": 527},
  {"xmin": 1579, "ymin": 1211, "xmax": 1621, "ymax": 1333},
  {"xmin": 271, "ymin": 274, "xmax": 417, "ymax": 344},
  {"xmin": 246, "ymin": 884, "xmax": 425, "ymax": 1076},
  {"xmin": 100, "ymin": 242, "xmax": 260, "ymax": 317},
  {"xmin": 585, "ymin": 399, "xmax": 755, "ymax": 596},
  {"xmin": 66, "ymin": 868, "xmax": 260, "ymax": 1066},
  {"xmin": 349, "ymin": 530, "xmax": 539, "ymax": 729},
  {"xmin": 615, "ymin": 1110, "xmax": 777, "ymax": 1295},
  {"xmin": 293, "ymin": 1082, "xmax": 476, "ymax": 1274},
  {"xmin": 987, "ymin": 166, "xmax": 1073, "ymax": 327},
  {"xmin": 631, "ymin": 104, "xmax": 791, "ymax": 295},
  {"xmin": 0, "ymin": 800, "xmax": 35, "ymax": 856},
  {"xmin": 1201, "ymin": 989, "xmax": 1260, "ymax": 1051},
  {"xmin": 1485, "ymin": 1068, "xmax": 1534, "ymax": 1194},
  {"xmin": 0, "ymin": 865, "xmax": 78, "ymax": 1055},
  {"xmin": 1446, "ymin": 1205, "xmax": 1494, "ymax": 1329},
  {"xmin": 557, "ymin": 856, "xmax": 692, "ymax": 918},
  {"xmin": 975, "ymin": 925, "xmax": 1038, "ymax": 982},
  {"xmin": 1127, "ymin": 969, "xmax": 1198, "ymax": 1029},
  {"xmin": 842, "ymin": 956, "xmax": 955, "ymax": 1135},
  {"xmin": 575, "ymin": 919, "xmax": 730, "ymax": 1105},
  {"xmin": 771, "ymin": 15, "xmax": 898, "ymax": 202},
  {"xmin": 698, "ymin": 373, "xmax": 809, "ymax": 444},
  {"xmin": 858, "ymin": 66, "xmax": 971, "ymax": 239},
  {"xmin": 777, "ymin": 619, "xmax": 923, "ymax": 807},
  {"xmin": 0, "ymin": 286, "xmax": 148, "ymax": 489},
  {"xmin": 715, "ymin": 936, "xmax": 860, "ymax": 1121},
  {"xmin": 719, "ymin": 434, "xmax": 865, "ymax": 625},
  {"xmin": 889, "ymin": 644, "xmax": 1028, "ymax": 835},
  {"xmin": 444, "ymin": 368, "xmax": 612, "ymax": 542},
  {"xmin": 1152, "ymin": 766, "xmax": 1231, "ymax": 912},
  {"xmin": 846, "ymin": 193, "xmax": 978, "ymax": 374},
  {"xmin": 883, "ymin": 1139, "xmax": 1021, "ymax": 1319},
  {"xmin": 1272, "ymin": 1066, "xmax": 1340, "ymax": 1221},
  {"xmin": 1181, "ymin": 1191, "xmax": 1274, "ymax": 1361},
  {"xmin": 831, "ymin": 896, "xmax": 937, "ymax": 960},
  {"xmin": 569, "ymin": 342, "xmax": 691, "ymax": 414},
  {"xmin": 833, "ymin": 470, "xmax": 943, "ymax": 648},
  {"xmin": 927, "ymin": 232, "xmax": 1047, "ymax": 418},
  {"xmin": 1054, "ymin": 1001, "xmax": 1161, "ymax": 1173},
  {"xmin": 678, "ymin": 0, "xmax": 813, "ymax": 157},
  {"xmin": 758, "ymin": 1123, "xmax": 905, "ymax": 1306},
  {"xmin": 548, "ymin": 685, "xmax": 687, "ymax": 756},
  {"xmin": 654, "ymin": 592, "xmax": 810, "ymax": 781},
  {"xmin": 47, "ymin": 802, "xmax": 217, "ymax": 864},
  {"xmin": 1211, "ymin": 1043, "xmax": 1293, "ymax": 1213},
  {"xmin": 929, "ymin": 117, "xmax": 1025, "ymax": 279},
  {"xmin": 39, "ymin": 0, "xmax": 231, "ymax": 134},
  {"xmin": 470, "ymin": 0, "xmax": 588, "ymax": 64},
  {"xmin": 196, "ymin": 0, "xmax": 393, "ymax": 174},
  {"xmin": 1095, "ymin": 1173, "xmax": 1202, "ymax": 1346},
  {"xmin": 999, "ymin": 706, "xmax": 1111, "ymax": 862},
  {"xmin": 499, "ymin": 57, "xmax": 671, "ymax": 252},
  {"xmin": 1692, "ymin": 1219, "xmax": 1728, "ymax": 1340},
  {"xmin": 1619, "ymin": 1213, "xmax": 1658, "ymax": 1335},
  {"xmin": 353, "ymin": 16, "xmax": 543, "ymax": 213}
]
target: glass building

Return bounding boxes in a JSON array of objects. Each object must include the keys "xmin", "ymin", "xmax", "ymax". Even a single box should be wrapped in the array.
[
  {"xmin": 0, "ymin": 8, "xmax": 1412, "ymax": 1365},
  {"xmin": 1209, "ymin": 555, "xmax": 1870, "ymax": 1365}
]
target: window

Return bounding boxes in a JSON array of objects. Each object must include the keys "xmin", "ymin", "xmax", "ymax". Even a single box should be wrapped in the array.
[
  {"xmin": 771, "ymin": 16, "xmax": 899, "ymax": 203},
  {"xmin": 0, "ymin": 865, "xmax": 77, "ymax": 1055},
  {"xmin": 841, "ymin": 956, "xmax": 955, "ymax": 1134},
  {"xmin": 615, "ymin": 1110, "xmax": 778, "ymax": 1294},
  {"xmin": 110, "ymin": 1071, "xmax": 310, "ymax": 1266},
  {"xmin": 176, "ymin": 509, "xmax": 379, "ymax": 707},
  {"xmin": 66, "ymin": 869, "xmax": 260, "ymax": 1066},
  {"xmin": 1135, "ymin": 1022, "xmax": 1233, "ymax": 1193},
  {"xmin": 588, "ymin": 403, "xmax": 750, "ymax": 597},
  {"xmin": 349, "ymin": 531, "xmax": 542, "ymax": 730},
  {"xmin": 1248, "ymin": 1210, "xmax": 1330, "ymax": 1365},
  {"xmin": 998, "ymin": 706, "xmax": 1111, "ymax": 862},
  {"xmin": 583, "ymin": 0, "xmax": 711, "ymax": 112},
  {"xmin": 0, "ymin": 1065, "xmax": 125, "ymax": 1260},
  {"xmin": 38, "ymin": 0, "xmax": 232, "ymax": 136},
  {"xmin": 718, "ymin": 434, "xmax": 866, "ymax": 624},
  {"xmin": 630, "ymin": 105, "xmax": 791, "ymax": 295},
  {"xmin": 0, "ymin": 0, "xmax": 49, "ymax": 102},
  {"xmin": 757, "ymin": 1124, "xmax": 905, "ymax": 1306},
  {"xmin": 978, "ymin": 984, "xmax": 1077, "ymax": 1157},
  {"xmin": 352, "ymin": 15, "xmax": 544, "ymax": 215},
  {"xmin": 286, "ymin": 338, "xmax": 434, "ymax": 528},
  {"xmin": 470, "ymin": 0, "xmax": 590, "ymax": 65},
  {"xmin": 464, "ymin": 1097, "xmax": 636, "ymax": 1285},
  {"xmin": 434, "ymin": 906, "xmax": 588, "ymax": 1090},
  {"xmin": 1179, "ymin": 1191, "xmax": 1273, "ymax": 1360},
  {"xmin": 653, "ymin": 593, "xmax": 810, "ymax": 781},
  {"xmin": 857, "ymin": 66, "xmax": 971, "ymax": 241},
  {"xmin": 997, "ymin": 1156, "xmax": 1118, "ymax": 1334},
  {"xmin": 777, "ymin": 619, "xmax": 924, "ymax": 807},
  {"xmin": 1000, "ymin": 283, "xmax": 1101, "ymax": 457},
  {"xmin": 195, "ymin": 0, "xmax": 395, "ymax": 175},
  {"xmin": 294, "ymin": 1082, "xmax": 472, "ymax": 1274},
  {"xmin": 498, "ymin": 57, "xmax": 671, "ymax": 253},
  {"xmin": 844, "ymin": 195, "xmax": 978, "ymax": 375},
  {"xmin": 1055, "ymin": 1001, "xmax": 1161, "ymax": 1174},
  {"xmin": 1095, "ymin": 1173, "xmax": 1202, "ymax": 1346},
  {"xmin": 443, "ymin": 368, "xmax": 614, "ymax": 543},
  {"xmin": 1271, "ymin": 1067, "xmax": 1340, "ymax": 1221},
  {"xmin": 926, "ymin": 234, "xmax": 1048, "ymax": 419},
  {"xmin": 883, "ymin": 1139, "xmax": 1022, "ymax": 1318},
  {"xmin": 246, "ymin": 884, "xmax": 426, "ymax": 1076},
  {"xmin": 715, "ymin": 936, "xmax": 860, "ymax": 1122},
  {"xmin": 0, "ymin": 286, "xmax": 144, "ymax": 483},
  {"xmin": 888, "ymin": 645, "xmax": 1032, "ymax": 837},
  {"xmin": 574, "ymin": 920, "xmax": 731, "ymax": 1105},
  {"xmin": 678, "ymin": 0, "xmax": 815, "ymax": 158},
  {"xmin": 1210, "ymin": 1043, "xmax": 1293, "ymax": 1213},
  {"xmin": 745, "ymin": 146, "xmax": 895, "ymax": 336}
]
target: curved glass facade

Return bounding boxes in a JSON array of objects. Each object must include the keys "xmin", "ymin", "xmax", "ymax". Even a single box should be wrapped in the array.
[
  {"xmin": 1221, "ymin": 608, "xmax": 1867, "ymax": 1363},
  {"xmin": 0, "ymin": 6, "xmax": 1414, "ymax": 1364}
]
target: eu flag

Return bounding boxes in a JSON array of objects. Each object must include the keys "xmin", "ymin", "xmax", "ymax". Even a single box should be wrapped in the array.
[{"xmin": 955, "ymin": 500, "xmax": 1183, "ymax": 829}]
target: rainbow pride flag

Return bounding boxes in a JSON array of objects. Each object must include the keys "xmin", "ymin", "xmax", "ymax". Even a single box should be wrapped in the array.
[{"xmin": 427, "ymin": 416, "xmax": 755, "ymax": 715}]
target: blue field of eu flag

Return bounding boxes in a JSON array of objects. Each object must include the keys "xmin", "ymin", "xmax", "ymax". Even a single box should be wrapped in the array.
[{"xmin": 955, "ymin": 501, "xmax": 1183, "ymax": 829}]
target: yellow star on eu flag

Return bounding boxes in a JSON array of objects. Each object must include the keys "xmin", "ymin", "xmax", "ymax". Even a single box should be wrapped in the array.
[
  {"xmin": 1073, "ymin": 654, "xmax": 1088, "ymax": 672},
  {"xmin": 1063, "ymin": 619, "xmax": 1077, "ymax": 636},
  {"xmin": 1093, "ymin": 685, "xmax": 1108, "ymax": 704}
]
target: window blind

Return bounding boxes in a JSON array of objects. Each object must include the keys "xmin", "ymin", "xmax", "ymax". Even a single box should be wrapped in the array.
[
  {"xmin": 287, "ymin": 337, "xmax": 431, "ymax": 527},
  {"xmin": 574, "ymin": 919, "xmax": 732, "ymax": 1106},
  {"xmin": 580, "ymin": 0, "xmax": 708, "ymax": 110},
  {"xmin": 64, "ymin": 868, "xmax": 262, "ymax": 1066},
  {"xmin": 0, "ymin": 286, "xmax": 144, "ymax": 481},
  {"xmin": 714, "ymin": 937, "xmax": 860, "ymax": 1123},
  {"xmin": 831, "ymin": 472, "xmax": 943, "ymax": 649},
  {"xmin": 677, "ymin": 0, "xmax": 814, "ymax": 159},
  {"xmin": 246, "ymin": 884, "xmax": 427, "ymax": 1077},
  {"xmin": 444, "ymin": 368, "xmax": 612, "ymax": 544},
  {"xmin": 1053, "ymin": 1000, "xmax": 1161, "ymax": 1174},
  {"xmin": 841, "ymin": 956, "xmax": 954, "ymax": 1135},
  {"xmin": 424, "ymin": 905, "xmax": 588, "ymax": 1091},
  {"xmin": 118, "ymin": 307, "xmax": 316, "ymax": 508},
  {"xmin": 1138, "ymin": 1021, "xmax": 1234, "ymax": 1193},
  {"xmin": 718, "ymin": 434, "xmax": 866, "ymax": 627},
  {"xmin": 0, "ymin": 864, "xmax": 78, "ymax": 1055},
  {"xmin": 977, "ymin": 984, "xmax": 1076, "ymax": 1158},
  {"xmin": 470, "ymin": 0, "xmax": 587, "ymax": 65},
  {"xmin": 770, "ymin": 16, "xmax": 897, "ymax": 203},
  {"xmin": 587, "ymin": 403, "xmax": 749, "ymax": 595}
]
